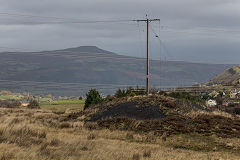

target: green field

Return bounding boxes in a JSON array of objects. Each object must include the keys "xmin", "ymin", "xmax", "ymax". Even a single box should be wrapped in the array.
[
  {"xmin": 0, "ymin": 95, "xmax": 24, "ymax": 100},
  {"xmin": 40, "ymin": 99, "xmax": 85, "ymax": 112}
]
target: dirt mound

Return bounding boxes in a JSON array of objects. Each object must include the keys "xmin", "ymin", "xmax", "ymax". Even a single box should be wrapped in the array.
[
  {"xmin": 90, "ymin": 101, "xmax": 165, "ymax": 121},
  {"xmin": 87, "ymin": 95, "xmax": 209, "ymax": 121},
  {"xmin": 74, "ymin": 95, "xmax": 240, "ymax": 138},
  {"xmin": 96, "ymin": 114, "xmax": 240, "ymax": 138}
]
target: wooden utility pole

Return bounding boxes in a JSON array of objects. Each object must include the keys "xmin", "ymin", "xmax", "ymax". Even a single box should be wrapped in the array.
[
  {"xmin": 135, "ymin": 17, "xmax": 160, "ymax": 95},
  {"xmin": 146, "ymin": 18, "xmax": 149, "ymax": 95}
]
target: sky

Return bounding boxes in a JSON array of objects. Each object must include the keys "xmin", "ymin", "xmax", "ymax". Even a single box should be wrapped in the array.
[{"xmin": 0, "ymin": 0, "xmax": 240, "ymax": 64}]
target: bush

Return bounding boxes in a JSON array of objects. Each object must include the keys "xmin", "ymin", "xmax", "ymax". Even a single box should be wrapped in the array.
[
  {"xmin": 129, "ymin": 92, "xmax": 136, "ymax": 97},
  {"xmin": 114, "ymin": 87, "xmax": 140, "ymax": 98},
  {"xmin": 158, "ymin": 91, "xmax": 167, "ymax": 96},
  {"xmin": 84, "ymin": 89, "xmax": 103, "ymax": 109},
  {"xmin": 115, "ymin": 89, "xmax": 126, "ymax": 98},
  {"xmin": 27, "ymin": 100, "xmax": 40, "ymax": 109},
  {"xmin": 104, "ymin": 95, "xmax": 115, "ymax": 102}
]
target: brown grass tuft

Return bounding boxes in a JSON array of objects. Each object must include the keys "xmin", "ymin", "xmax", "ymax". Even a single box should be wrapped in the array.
[
  {"xmin": 0, "ymin": 152, "xmax": 14, "ymax": 160},
  {"xmin": 59, "ymin": 122, "xmax": 71, "ymax": 128},
  {"xmin": 49, "ymin": 138, "xmax": 61, "ymax": 146},
  {"xmin": 126, "ymin": 132, "xmax": 134, "ymax": 140},
  {"xmin": 132, "ymin": 153, "xmax": 141, "ymax": 160},
  {"xmin": 143, "ymin": 150, "xmax": 151, "ymax": 158},
  {"xmin": 84, "ymin": 122, "xmax": 99, "ymax": 130},
  {"xmin": 87, "ymin": 133, "xmax": 96, "ymax": 140}
]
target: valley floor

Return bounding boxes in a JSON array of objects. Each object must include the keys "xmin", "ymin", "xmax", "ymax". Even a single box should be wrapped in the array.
[{"xmin": 0, "ymin": 108, "xmax": 240, "ymax": 160}]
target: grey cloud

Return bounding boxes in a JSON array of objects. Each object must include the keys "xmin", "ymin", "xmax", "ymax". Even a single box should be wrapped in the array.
[{"xmin": 0, "ymin": 0, "xmax": 239, "ymax": 63}]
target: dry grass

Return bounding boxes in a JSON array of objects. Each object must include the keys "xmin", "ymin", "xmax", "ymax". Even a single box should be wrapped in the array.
[
  {"xmin": 40, "ymin": 103, "xmax": 84, "ymax": 112},
  {"xmin": 0, "ymin": 108, "xmax": 239, "ymax": 160},
  {"xmin": 184, "ymin": 110, "xmax": 237, "ymax": 119}
]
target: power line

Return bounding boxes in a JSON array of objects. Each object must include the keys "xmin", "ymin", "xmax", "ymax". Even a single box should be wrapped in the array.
[
  {"xmin": 149, "ymin": 25, "xmax": 173, "ymax": 60},
  {"xmin": 0, "ymin": 12, "xmax": 135, "ymax": 24},
  {"xmin": 1, "ymin": 12, "xmax": 240, "ymax": 35}
]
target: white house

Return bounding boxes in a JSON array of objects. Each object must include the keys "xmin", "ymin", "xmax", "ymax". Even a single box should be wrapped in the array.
[
  {"xmin": 230, "ymin": 89, "xmax": 240, "ymax": 99},
  {"xmin": 206, "ymin": 99, "xmax": 217, "ymax": 107}
]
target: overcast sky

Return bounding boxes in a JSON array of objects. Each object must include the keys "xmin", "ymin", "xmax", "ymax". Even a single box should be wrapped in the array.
[{"xmin": 0, "ymin": 0, "xmax": 240, "ymax": 64}]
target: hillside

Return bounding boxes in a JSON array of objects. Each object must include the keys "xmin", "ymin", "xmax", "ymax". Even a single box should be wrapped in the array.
[
  {"xmin": 206, "ymin": 65, "xmax": 240, "ymax": 85},
  {"xmin": 77, "ymin": 95, "xmax": 240, "ymax": 138},
  {"xmin": 0, "ymin": 46, "xmax": 234, "ymax": 95}
]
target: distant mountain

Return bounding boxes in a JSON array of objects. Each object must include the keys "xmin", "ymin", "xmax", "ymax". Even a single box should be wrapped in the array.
[
  {"xmin": 0, "ymin": 46, "xmax": 234, "ymax": 95},
  {"xmin": 55, "ymin": 46, "xmax": 116, "ymax": 55},
  {"xmin": 206, "ymin": 65, "xmax": 240, "ymax": 86}
]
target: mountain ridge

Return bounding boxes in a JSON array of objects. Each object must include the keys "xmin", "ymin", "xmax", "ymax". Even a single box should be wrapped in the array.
[
  {"xmin": 206, "ymin": 65, "xmax": 240, "ymax": 86},
  {"xmin": 0, "ymin": 46, "xmax": 235, "ymax": 95}
]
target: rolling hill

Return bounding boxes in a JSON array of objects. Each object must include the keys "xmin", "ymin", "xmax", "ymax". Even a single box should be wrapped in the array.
[
  {"xmin": 0, "ymin": 46, "xmax": 234, "ymax": 95},
  {"xmin": 206, "ymin": 65, "xmax": 240, "ymax": 86}
]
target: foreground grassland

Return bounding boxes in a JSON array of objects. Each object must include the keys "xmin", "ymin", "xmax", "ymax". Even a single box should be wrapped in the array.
[
  {"xmin": 0, "ymin": 108, "xmax": 240, "ymax": 160},
  {"xmin": 40, "ymin": 100, "xmax": 85, "ymax": 112}
]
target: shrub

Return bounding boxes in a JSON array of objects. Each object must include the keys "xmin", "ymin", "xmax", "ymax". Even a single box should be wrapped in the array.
[
  {"xmin": 104, "ymin": 95, "xmax": 115, "ymax": 102},
  {"xmin": 115, "ymin": 89, "xmax": 126, "ymax": 98},
  {"xmin": 129, "ymin": 92, "xmax": 136, "ymax": 97},
  {"xmin": 27, "ymin": 100, "xmax": 40, "ymax": 109},
  {"xmin": 158, "ymin": 91, "xmax": 167, "ymax": 96},
  {"xmin": 84, "ymin": 89, "xmax": 103, "ymax": 109},
  {"xmin": 114, "ymin": 87, "xmax": 140, "ymax": 98}
]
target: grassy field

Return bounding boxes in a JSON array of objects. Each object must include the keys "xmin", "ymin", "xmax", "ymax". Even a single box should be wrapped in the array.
[
  {"xmin": 0, "ymin": 108, "xmax": 239, "ymax": 160},
  {"xmin": 40, "ymin": 99, "xmax": 85, "ymax": 105},
  {"xmin": 40, "ymin": 99, "xmax": 85, "ymax": 112},
  {"xmin": 0, "ymin": 95, "xmax": 23, "ymax": 100}
]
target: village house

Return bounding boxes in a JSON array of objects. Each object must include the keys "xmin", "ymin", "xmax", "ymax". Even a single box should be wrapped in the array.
[
  {"xmin": 20, "ymin": 100, "xmax": 30, "ymax": 107},
  {"xmin": 208, "ymin": 90, "xmax": 219, "ymax": 98},
  {"xmin": 230, "ymin": 89, "xmax": 240, "ymax": 99},
  {"xmin": 200, "ymin": 91, "xmax": 208, "ymax": 96},
  {"xmin": 222, "ymin": 99, "xmax": 231, "ymax": 106},
  {"xmin": 206, "ymin": 99, "xmax": 217, "ymax": 107}
]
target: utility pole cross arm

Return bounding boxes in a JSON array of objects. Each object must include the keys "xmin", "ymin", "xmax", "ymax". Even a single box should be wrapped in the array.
[{"xmin": 133, "ymin": 19, "xmax": 160, "ymax": 22}]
